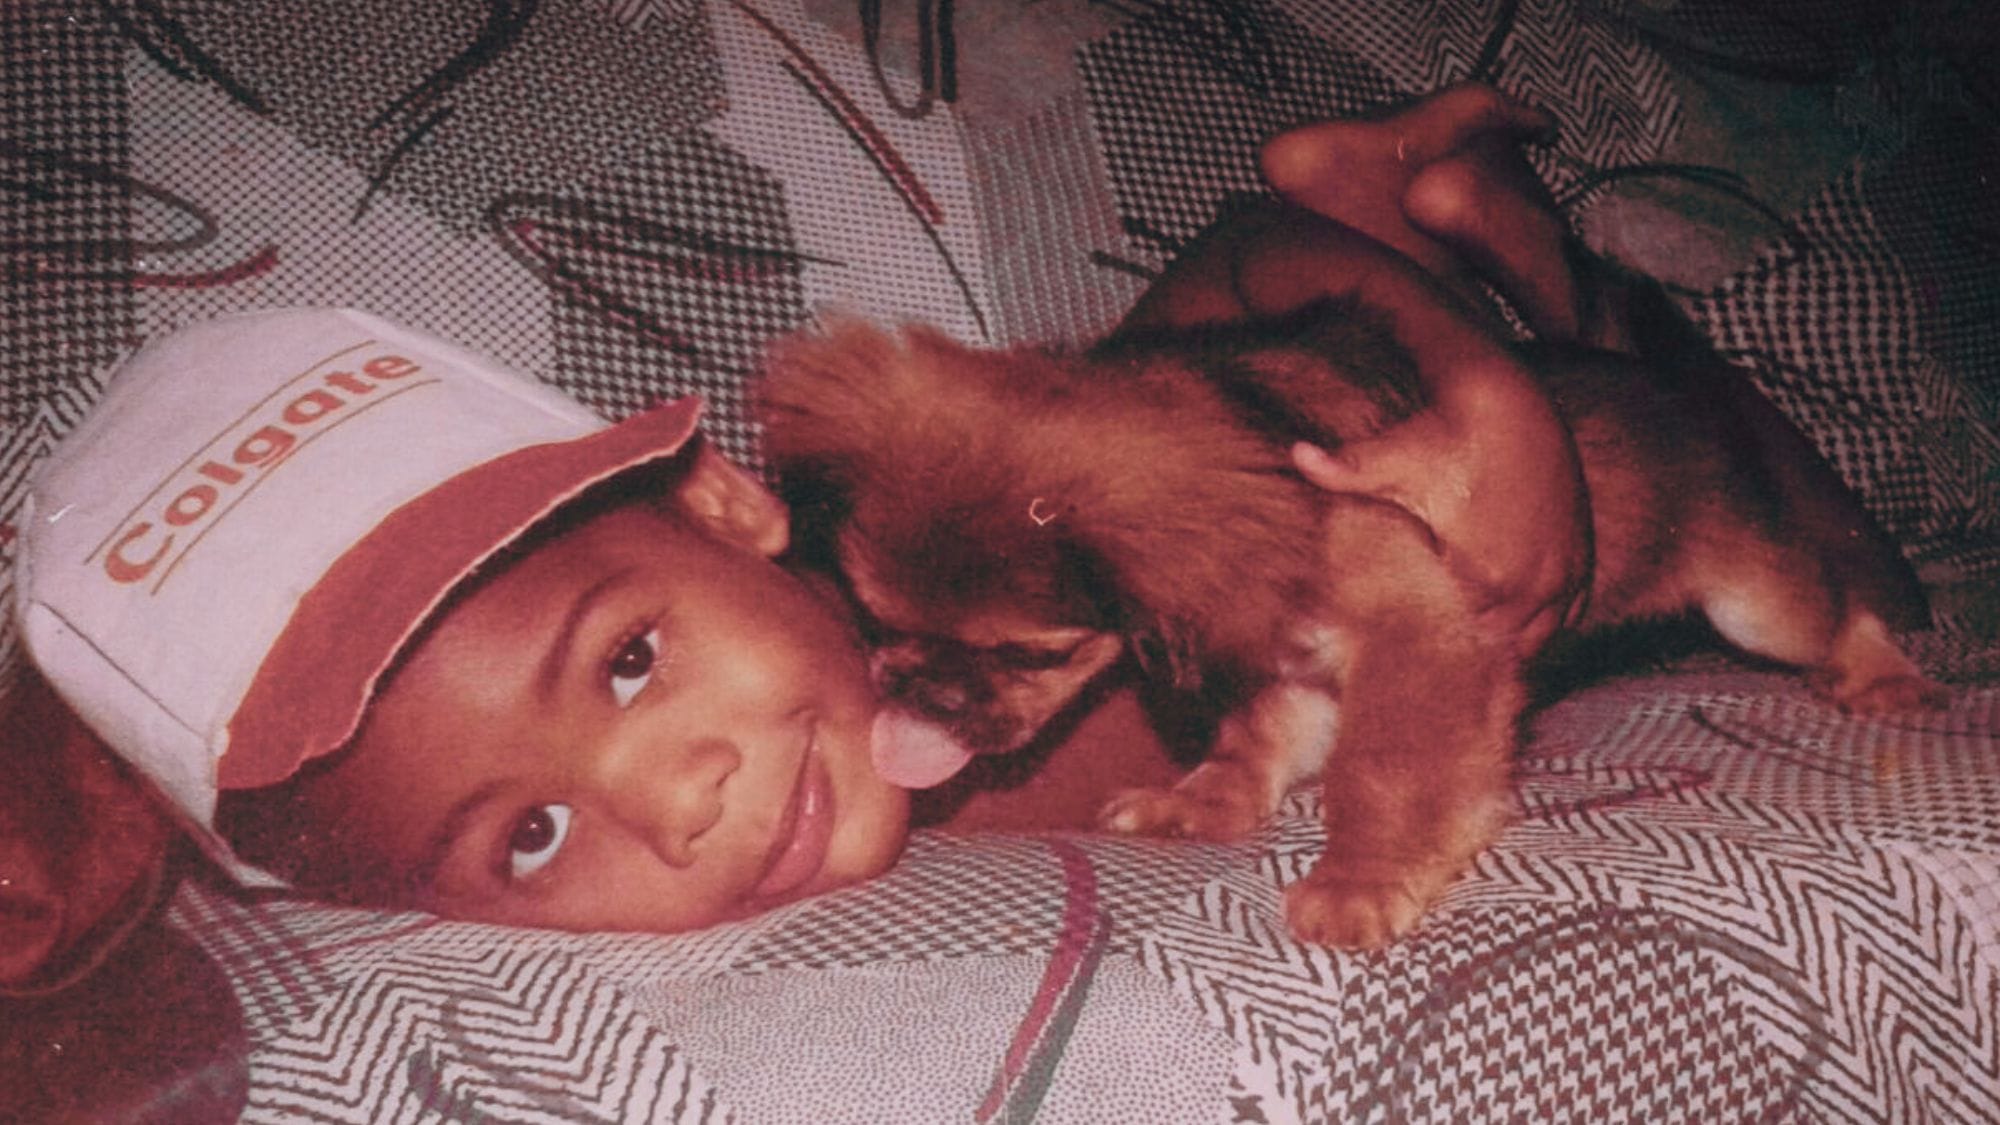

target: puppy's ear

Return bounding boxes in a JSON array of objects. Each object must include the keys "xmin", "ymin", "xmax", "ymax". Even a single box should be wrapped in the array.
[
  {"xmin": 673, "ymin": 438, "xmax": 791, "ymax": 558},
  {"xmin": 757, "ymin": 319, "xmax": 909, "ymax": 476},
  {"xmin": 1054, "ymin": 539, "xmax": 1203, "ymax": 694}
]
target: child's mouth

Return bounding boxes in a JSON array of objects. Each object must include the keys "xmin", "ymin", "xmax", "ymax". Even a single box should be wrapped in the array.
[{"xmin": 748, "ymin": 747, "xmax": 835, "ymax": 902}]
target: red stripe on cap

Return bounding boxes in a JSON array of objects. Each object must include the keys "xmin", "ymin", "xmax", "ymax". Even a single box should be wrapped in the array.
[{"xmin": 219, "ymin": 398, "xmax": 703, "ymax": 790}]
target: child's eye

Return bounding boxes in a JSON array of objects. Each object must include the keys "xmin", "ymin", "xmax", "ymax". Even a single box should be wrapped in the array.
[
  {"xmin": 609, "ymin": 627, "xmax": 661, "ymax": 708},
  {"xmin": 506, "ymin": 803, "xmax": 573, "ymax": 880}
]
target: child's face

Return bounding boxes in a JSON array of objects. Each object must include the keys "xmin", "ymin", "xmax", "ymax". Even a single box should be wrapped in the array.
[{"xmin": 284, "ymin": 465, "xmax": 909, "ymax": 932}]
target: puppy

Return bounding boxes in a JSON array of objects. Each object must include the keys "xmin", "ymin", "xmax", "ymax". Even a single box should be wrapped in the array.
[{"xmin": 758, "ymin": 298, "xmax": 1940, "ymax": 950}]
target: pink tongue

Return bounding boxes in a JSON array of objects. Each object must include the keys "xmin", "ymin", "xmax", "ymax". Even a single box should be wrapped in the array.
[{"xmin": 870, "ymin": 710, "xmax": 974, "ymax": 789}]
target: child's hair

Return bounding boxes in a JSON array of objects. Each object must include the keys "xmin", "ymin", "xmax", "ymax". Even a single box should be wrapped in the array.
[{"xmin": 210, "ymin": 756, "xmax": 390, "ymax": 902}]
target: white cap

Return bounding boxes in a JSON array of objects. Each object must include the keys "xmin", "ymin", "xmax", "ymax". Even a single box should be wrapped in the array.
[{"xmin": 15, "ymin": 308, "xmax": 703, "ymax": 882}]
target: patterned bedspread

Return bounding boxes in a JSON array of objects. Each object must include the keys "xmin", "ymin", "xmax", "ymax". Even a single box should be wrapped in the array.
[
  {"xmin": 172, "ymin": 657, "xmax": 2000, "ymax": 1122},
  {"xmin": 5, "ymin": 1, "xmax": 1997, "ymax": 1121}
]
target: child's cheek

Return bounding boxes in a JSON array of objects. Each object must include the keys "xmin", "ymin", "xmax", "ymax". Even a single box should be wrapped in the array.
[{"xmin": 831, "ymin": 772, "xmax": 911, "ymax": 885}]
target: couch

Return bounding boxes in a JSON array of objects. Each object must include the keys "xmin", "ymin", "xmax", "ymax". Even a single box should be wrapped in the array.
[{"xmin": 3, "ymin": 1, "xmax": 1997, "ymax": 1120}]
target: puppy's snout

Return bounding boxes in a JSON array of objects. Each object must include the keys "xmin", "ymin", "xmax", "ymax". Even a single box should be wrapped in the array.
[
  {"xmin": 905, "ymin": 677, "xmax": 970, "ymax": 720},
  {"xmin": 870, "ymin": 643, "xmax": 977, "ymax": 722},
  {"xmin": 879, "ymin": 665, "xmax": 972, "ymax": 721}
]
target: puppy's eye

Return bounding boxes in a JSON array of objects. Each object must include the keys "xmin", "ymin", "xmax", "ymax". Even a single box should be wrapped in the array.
[
  {"xmin": 988, "ymin": 641, "xmax": 1083, "ymax": 672},
  {"xmin": 609, "ymin": 627, "xmax": 661, "ymax": 708},
  {"xmin": 507, "ymin": 804, "xmax": 573, "ymax": 880}
]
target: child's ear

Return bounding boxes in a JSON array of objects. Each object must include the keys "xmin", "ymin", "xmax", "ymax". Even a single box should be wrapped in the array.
[{"xmin": 673, "ymin": 439, "xmax": 791, "ymax": 558}]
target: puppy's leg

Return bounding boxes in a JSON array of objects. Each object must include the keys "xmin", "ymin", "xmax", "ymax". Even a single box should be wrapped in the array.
[
  {"xmin": 1283, "ymin": 498, "xmax": 1523, "ymax": 949},
  {"xmin": 1284, "ymin": 611, "xmax": 1521, "ymax": 950},
  {"xmin": 1690, "ymin": 532, "xmax": 1944, "ymax": 714},
  {"xmin": 1098, "ymin": 680, "xmax": 1337, "ymax": 842},
  {"xmin": 1815, "ymin": 609, "xmax": 1948, "ymax": 713}
]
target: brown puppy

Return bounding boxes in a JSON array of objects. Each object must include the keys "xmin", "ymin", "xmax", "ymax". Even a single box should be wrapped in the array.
[{"xmin": 758, "ymin": 237, "xmax": 1939, "ymax": 952}]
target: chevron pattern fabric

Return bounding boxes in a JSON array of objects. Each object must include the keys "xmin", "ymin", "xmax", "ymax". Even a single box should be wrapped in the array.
[
  {"xmin": 162, "ymin": 662, "xmax": 1999, "ymax": 1122},
  {"xmin": 7, "ymin": 0, "xmax": 1999, "ymax": 1119}
]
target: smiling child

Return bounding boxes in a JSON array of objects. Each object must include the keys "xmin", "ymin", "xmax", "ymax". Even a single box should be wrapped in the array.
[{"xmin": 17, "ymin": 307, "xmax": 910, "ymax": 934}]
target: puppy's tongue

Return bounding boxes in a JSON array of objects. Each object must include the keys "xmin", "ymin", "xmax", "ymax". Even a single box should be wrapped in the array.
[{"xmin": 870, "ymin": 710, "xmax": 974, "ymax": 789}]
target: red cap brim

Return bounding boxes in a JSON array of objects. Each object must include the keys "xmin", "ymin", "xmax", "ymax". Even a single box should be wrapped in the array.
[{"xmin": 219, "ymin": 397, "xmax": 704, "ymax": 790}]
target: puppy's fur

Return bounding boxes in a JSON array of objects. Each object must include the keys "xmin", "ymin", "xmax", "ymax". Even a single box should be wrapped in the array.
[{"xmin": 760, "ymin": 297, "xmax": 1940, "ymax": 949}]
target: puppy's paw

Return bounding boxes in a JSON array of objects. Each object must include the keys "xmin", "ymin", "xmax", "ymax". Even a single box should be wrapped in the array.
[
  {"xmin": 1097, "ymin": 784, "xmax": 1264, "ymax": 842},
  {"xmin": 1810, "ymin": 610, "xmax": 1949, "ymax": 715},
  {"xmin": 1283, "ymin": 871, "xmax": 1430, "ymax": 951},
  {"xmin": 1813, "ymin": 669, "xmax": 1949, "ymax": 714},
  {"xmin": 1097, "ymin": 757, "xmax": 1276, "ymax": 841}
]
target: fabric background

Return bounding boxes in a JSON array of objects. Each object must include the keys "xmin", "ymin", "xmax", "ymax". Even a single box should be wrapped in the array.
[{"xmin": 5, "ymin": 1, "xmax": 1998, "ymax": 1121}]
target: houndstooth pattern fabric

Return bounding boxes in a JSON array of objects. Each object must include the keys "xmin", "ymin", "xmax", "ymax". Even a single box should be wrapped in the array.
[
  {"xmin": 6, "ymin": 0, "xmax": 1998, "ymax": 1120},
  {"xmin": 6, "ymin": 0, "xmax": 1998, "ymax": 675},
  {"xmin": 160, "ymin": 666, "xmax": 2000, "ymax": 1123}
]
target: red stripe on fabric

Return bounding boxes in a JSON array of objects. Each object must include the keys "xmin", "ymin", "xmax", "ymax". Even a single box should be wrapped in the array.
[
  {"xmin": 727, "ymin": 0, "xmax": 944, "ymax": 226},
  {"xmin": 975, "ymin": 839, "xmax": 1103, "ymax": 1121}
]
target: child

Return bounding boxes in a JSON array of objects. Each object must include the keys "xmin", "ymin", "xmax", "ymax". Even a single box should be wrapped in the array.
[
  {"xmin": 16, "ymin": 307, "xmax": 912, "ymax": 934},
  {"xmin": 8, "ymin": 84, "xmax": 1600, "ymax": 939}
]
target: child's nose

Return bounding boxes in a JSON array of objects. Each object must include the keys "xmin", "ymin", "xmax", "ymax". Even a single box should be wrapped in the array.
[{"xmin": 603, "ymin": 738, "xmax": 740, "ymax": 867}]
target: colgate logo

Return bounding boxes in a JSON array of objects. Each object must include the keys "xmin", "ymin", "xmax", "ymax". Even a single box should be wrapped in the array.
[{"xmin": 95, "ymin": 347, "xmax": 426, "ymax": 589}]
